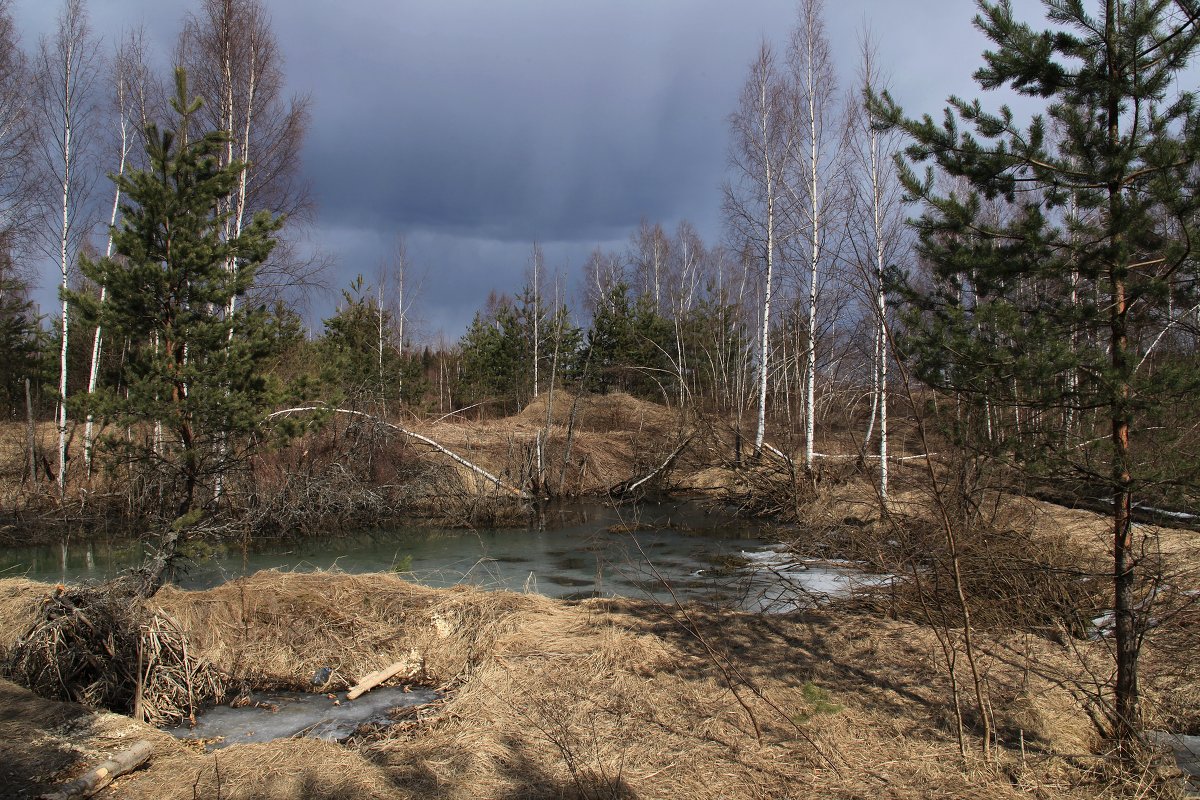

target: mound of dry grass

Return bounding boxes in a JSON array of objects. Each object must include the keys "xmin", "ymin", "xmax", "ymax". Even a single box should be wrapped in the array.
[{"xmin": 2, "ymin": 570, "xmax": 1178, "ymax": 799}]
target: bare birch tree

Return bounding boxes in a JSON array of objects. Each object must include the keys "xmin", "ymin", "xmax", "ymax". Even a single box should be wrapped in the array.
[
  {"xmin": 724, "ymin": 42, "xmax": 797, "ymax": 456},
  {"xmin": 34, "ymin": 0, "xmax": 102, "ymax": 492},
  {"xmin": 0, "ymin": 1, "xmax": 38, "ymax": 277},
  {"xmin": 178, "ymin": 0, "xmax": 312, "ymax": 307},
  {"xmin": 375, "ymin": 235, "xmax": 419, "ymax": 410},
  {"xmin": 631, "ymin": 219, "xmax": 669, "ymax": 313},
  {"xmin": 83, "ymin": 29, "xmax": 156, "ymax": 474},
  {"xmin": 582, "ymin": 245, "xmax": 626, "ymax": 317},
  {"xmin": 845, "ymin": 32, "xmax": 907, "ymax": 500},
  {"xmin": 786, "ymin": 0, "xmax": 844, "ymax": 470},
  {"xmin": 523, "ymin": 241, "xmax": 547, "ymax": 398}
]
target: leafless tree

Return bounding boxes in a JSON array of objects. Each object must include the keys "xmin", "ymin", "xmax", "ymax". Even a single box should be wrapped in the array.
[
  {"xmin": 83, "ymin": 28, "xmax": 158, "ymax": 474},
  {"xmin": 582, "ymin": 245, "xmax": 626, "ymax": 318},
  {"xmin": 666, "ymin": 220, "xmax": 705, "ymax": 406},
  {"xmin": 785, "ymin": 0, "xmax": 847, "ymax": 470},
  {"xmin": 0, "ymin": 1, "xmax": 39, "ymax": 278},
  {"xmin": 724, "ymin": 41, "xmax": 798, "ymax": 456},
  {"xmin": 177, "ymin": 0, "xmax": 314, "ymax": 309},
  {"xmin": 374, "ymin": 235, "xmax": 421, "ymax": 410},
  {"xmin": 843, "ymin": 31, "xmax": 907, "ymax": 500},
  {"xmin": 34, "ymin": 0, "xmax": 103, "ymax": 492},
  {"xmin": 630, "ymin": 218, "xmax": 669, "ymax": 313}
]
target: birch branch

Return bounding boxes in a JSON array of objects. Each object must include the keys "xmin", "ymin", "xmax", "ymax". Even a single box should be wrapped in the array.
[
  {"xmin": 267, "ymin": 406, "xmax": 531, "ymax": 499},
  {"xmin": 609, "ymin": 435, "xmax": 693, "ymax": 496}
]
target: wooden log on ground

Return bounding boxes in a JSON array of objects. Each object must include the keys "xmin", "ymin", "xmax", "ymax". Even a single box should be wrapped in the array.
[
  {"xmin": 39, "ymin": 740, "xmax": 155, "ymax": 800},
  {"xmin": 347, "ymin": 660, "xmax": 411, "ymax": 701}
]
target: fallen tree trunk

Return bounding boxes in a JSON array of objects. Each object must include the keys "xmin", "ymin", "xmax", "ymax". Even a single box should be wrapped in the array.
[
  {"xmin": 39, "ymin": 740, "xmax": 154, "ymax": 800},
  {"xmin": 268, "ymin": 406, "xmax": 531, "ymax": 500},
  {"xmin": 607, "ymin": 435, "xmax": 693, "ymax": 497}
]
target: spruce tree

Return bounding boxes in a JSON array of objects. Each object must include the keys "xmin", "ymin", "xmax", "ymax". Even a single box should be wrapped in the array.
[
  {"xmin": 874, "ymin": 1, "xmax": 1200, "ymax": 745},
  {"xmin": 73, "ymin": 70, "xmax": 288, "ymax": 516}
]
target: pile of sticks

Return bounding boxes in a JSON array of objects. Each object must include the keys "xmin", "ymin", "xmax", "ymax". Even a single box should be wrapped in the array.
[{"xmin": 5, "ymin": 584, "xmax": 223, "ymax": 725}]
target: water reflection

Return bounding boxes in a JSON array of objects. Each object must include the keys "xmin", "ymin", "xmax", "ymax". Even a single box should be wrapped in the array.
[{"xmin": 0, "ymin": 501, "xmax": 775, "ymax": 607}]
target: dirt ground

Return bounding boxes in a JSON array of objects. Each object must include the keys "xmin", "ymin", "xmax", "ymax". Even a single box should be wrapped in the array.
[{"xmin": 0, "ymin": 569, "xmax": 1191, "ymax": 800}]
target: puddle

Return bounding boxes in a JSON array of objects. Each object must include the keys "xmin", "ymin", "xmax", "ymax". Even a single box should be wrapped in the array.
[{"xmin": 170, "ymin": 686, "xmax": 438, "ymax": 750}]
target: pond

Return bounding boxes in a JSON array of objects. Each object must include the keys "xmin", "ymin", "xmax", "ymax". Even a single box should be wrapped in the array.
[{"xmin": 0, "ymin": 500, "xmax": 880, "ymax": 610}]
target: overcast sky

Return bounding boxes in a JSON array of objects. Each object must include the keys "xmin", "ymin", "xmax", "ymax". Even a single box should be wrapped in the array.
[{"xmin": 11, "ymin": 0, "xmax": 1045, "ymax": 340}]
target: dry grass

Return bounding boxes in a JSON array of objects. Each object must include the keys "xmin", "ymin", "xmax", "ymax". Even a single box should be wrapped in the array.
[{"xmin": 1, "ymin": 571, "xmax": 1186, "ymax": 799}]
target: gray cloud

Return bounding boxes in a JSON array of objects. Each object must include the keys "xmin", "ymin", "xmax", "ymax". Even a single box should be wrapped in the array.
[{"xmin": 13, "ymin": 0, "xmax": 1048, "ymax": 338}]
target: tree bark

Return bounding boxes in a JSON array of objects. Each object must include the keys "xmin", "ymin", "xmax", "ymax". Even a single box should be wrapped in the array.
[{"xmin": 39, "ymin": 740, "xmax": 154, "ymax": 800}]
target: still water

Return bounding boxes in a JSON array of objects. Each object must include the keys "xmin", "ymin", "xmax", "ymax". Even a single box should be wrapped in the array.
[{"xmin": 0, "ymin": 500, "xmax": 811, "ymax": 607}]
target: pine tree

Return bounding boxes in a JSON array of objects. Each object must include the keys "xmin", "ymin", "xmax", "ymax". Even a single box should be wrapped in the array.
[
  {"xmin": 317, "ymin": 275, "xmax": 424, "ymax": 412},
  {"xmin": 582, "ymin": 283, "xmax": 674, "ymax": 399},
  {"xmin": 72, "ymin": 69, "xmax": 288, "ymax": 516},
  {"xmin": 874, "ymin": 0, "xmax": 1200, "ymax": 745},
  {"xmin": 0, "ymin": 257, "xmax": 46, "ymax": 415}
]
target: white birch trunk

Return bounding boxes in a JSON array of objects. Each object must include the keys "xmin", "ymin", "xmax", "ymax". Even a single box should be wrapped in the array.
[
  {"xmin": 803, "ymin": 64, "xmax": 820, "ymax": 472},
  {"xmin": 56, "ymin": 37, "xmax": 75, "ymax": 494},
  {"xmin": 532, "ymin": 247, "xmax": 539, "ymax": 398},
  {"xmin": 84, "ymin": 77, "xmax": 132, "ymax": 475},
  {"xmin": 872, "ymin": 124, "xmax": 889, "ymax": 501},
  {"xmin": 754, "ymin": 82, "xmax": 776, "ymax": 456},
  {"xmin": 377, "ymin": 282, "xmax": 386, "ymax": 414}
]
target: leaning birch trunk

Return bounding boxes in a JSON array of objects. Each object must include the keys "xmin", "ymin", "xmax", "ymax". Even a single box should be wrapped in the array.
[{"xmin": 267, "ymin": 406, "xmax": 531, "ymax": 499}]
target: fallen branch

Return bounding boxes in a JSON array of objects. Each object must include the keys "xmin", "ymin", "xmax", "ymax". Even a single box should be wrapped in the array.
[
  {"xmin": 608, "ymin": 435, "xmax": 693, "ymax": 496},
  {"xmin": 39, "ymin": 740, "xmax": 154, "ymax": 800},
  {"xmin": 268, "ymin": 406, "xmax": 531, "ymax": 499},
  {"xmin": 761, "ymin": 442, "xmax": 793, "ymax": 464},
  {"xmin": 347, "ymin": 651, "xmax": 422, "ymax": 700}
]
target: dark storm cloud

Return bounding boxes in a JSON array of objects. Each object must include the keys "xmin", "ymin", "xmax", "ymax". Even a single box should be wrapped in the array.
[
  {"xmin": 12, "ymin": 0, "xmax": 1048, "ymax": 337},
  {"xmin": 288, "ymin": 0, "xmax": 773, "ymax": 243}
]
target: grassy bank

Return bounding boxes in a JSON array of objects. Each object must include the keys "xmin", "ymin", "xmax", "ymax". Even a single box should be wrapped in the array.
[{"xmin": 2, "ymin": 570, "xmax": 1186, "ymax": 799}]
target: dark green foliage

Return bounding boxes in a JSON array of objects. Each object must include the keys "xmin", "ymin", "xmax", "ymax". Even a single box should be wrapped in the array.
[
  {"xmin": 875, "ymin": 0, "xmax": 1200, "ymax": 499},
  {"xmin": 71, "ymin": 70, "xmax": 291, "ymax": 515},
  {"xmin": 457, "ymin": 289, "xmax": 581, "ymax": 412},
  {"xmin": 0, "ymin": 261, "xmax": 47, "ymax": 416},
  {"xmin": 316, "ymin": 276, "xmax": 425, "ymax": 412},
  {"xmin": 581, "ymin": 283, "xmax": 674, "ymax": 399}
]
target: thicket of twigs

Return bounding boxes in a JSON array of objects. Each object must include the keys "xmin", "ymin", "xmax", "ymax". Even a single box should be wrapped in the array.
[{"xmin": 3, "ymin": 583, "xmax": 224, "ymax": 727}]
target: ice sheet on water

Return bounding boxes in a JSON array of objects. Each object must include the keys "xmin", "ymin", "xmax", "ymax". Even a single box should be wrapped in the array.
[
  {"xmin": 738, "ymin": 546, "xmax": 894, "ymax": 613},
  {"xmin": 170, "ymin": 686, "xmax": 438, "ymax": 750}
]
